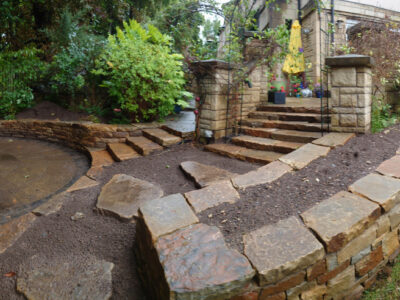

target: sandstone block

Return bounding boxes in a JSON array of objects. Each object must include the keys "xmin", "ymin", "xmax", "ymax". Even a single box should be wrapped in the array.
[
  {"xmin": 340, "ymin": 114, "xmax": 357, "ymax": 127},
  {"xmin": 312, "ymin": 133, "xmax": 355, "ymax": 148},
  {"xmin": 349, "ymin": 173, "xmax": 400, "ymax": 212},
  {"xmin": 340, "ymin": 94, "xmax": 357, "ymax": 107},
  {"xmin": 260, "ymin": 272, "xmax": 305, "ymax": 297},
  {"xmin": 307, "ymin": 260, "xmax": 327, "ymax": 281},
  {"xmin": 279, "ymin": 143, "xmax": 330, "ymax": 170},
  {"xmin": 326, "ymin": 253, "xmax": 339, "ymax": 272},
  {"xmin": 357, "ymin": 93, "xmax": 372, "ymax": 107},
  {"xmin": 301, "ymin": 191, "xmax": 380, "ymax": 253},
  {"xmin": 285, "ymin": 280, "xmax": 316, "ymax": 300},
  {"xmin": 332, "ymin": 68, "xmax": 357, "ymax": 87},
  {"xmin": 351, "ymin": 246, "xmax": 371, "ymax": 265},
  {"xmin": 259, "ymin": 292, "xmax": 286, "ymax": 300},
  {"xmin": 355, "ymin": 246, "xmax": 383, "ymax": 277},
  {"xmin": 376, "ymin": 155, "xmax": 400, "ymax": 179},
  {"xmin": 317, "ymin": 260, "xmax": 350, "ymax": 284},
  {"xmin": 244, "ymin": 216, "xmax": 324, "ymax": 286},
  {"xmin": 357, "ymin": 72, "xmax": 372, "ymax": 87},
  {"xmin": 67, "ymin": 176, "xmax": 99, "ymax": 192},
  {"xmin": 389, "ymin": 204, "xmax": 400, "ymax": 229},
  {"xmin": 331, "ymin": 88, "xmax": 340, "ymax": 106},
  {"xmin": 300, "ymin": 284, "xmax": 327, "ymax": 300},
  {"xmin": 325, "ymin": 265, "xmax": 356, "ymax": 298},
  {"xmin": 382, "ymin": 230, "xmax": 400, "ymax": 258},
  {"xmin": 376, "ymin": 215, "xmax": 391, "ymax": 237}
]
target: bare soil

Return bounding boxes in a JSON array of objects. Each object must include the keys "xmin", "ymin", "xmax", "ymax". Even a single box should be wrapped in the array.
[{"xmin": 16, "ymin": 101, "xmax": 89, "ymax": 121}]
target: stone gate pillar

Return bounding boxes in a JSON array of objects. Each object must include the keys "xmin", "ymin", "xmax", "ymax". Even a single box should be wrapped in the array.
[{"xmin": 325, "ymin": 55, "xmax": 374, "ymax": 133}]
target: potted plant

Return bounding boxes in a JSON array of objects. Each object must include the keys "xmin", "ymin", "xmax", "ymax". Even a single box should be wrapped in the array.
[
  {"xmin": 274, "ymin": 86, "xmax": 286, "ymax": 104},
  {"xmin": 268, "ymin": 85, "xmax": 278, "ymax": 102},
  {"xmin": 314, "ymin": 83, "xmax": 323, "ymax": 98}
]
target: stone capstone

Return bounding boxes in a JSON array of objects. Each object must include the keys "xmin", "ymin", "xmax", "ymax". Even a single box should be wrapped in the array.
[
  {"xmin": 97, "ymin": 174, "xmax": 163, "ymax": 220},
  {"xmin": 301, "ymin": 191, "xmax": 380, "ymax": 253},
  {"xmin": 349, "ymin": 173, "xmax": 400, "ymax": 212},
  {"xmin": 155, "ymin": 223, "xmax": 255, "ymax": 299},
  {"xmin": 17, "ymin": 255, "xmax": 114, "ymax": 300},
  {"xmin": 243, "ymin": 216, "xmax": 325, "ymax": 286},
  {"xmin": 139, "ymin": 193, "xmax": 199, "ymax": 242},
  {"xmin": 376, "ymin": 155, "xmax": 400, "ymax": 179},
  {"xmin": 180, "ymin": 161, "xmax": 236, "ymax": 188},
  {"xmin": 279, "ymin": 143, "xmax": 330, "ymax": 170}
]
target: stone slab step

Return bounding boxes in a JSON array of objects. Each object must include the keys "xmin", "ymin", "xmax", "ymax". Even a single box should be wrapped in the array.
[
  {"xmin": 126, "ymin": 136, "xmax": 163, "ymax": 156},
  {"xmin": 257, "ymin": 105, "xmax": 321, "ymax": 114},
  {"xmin": 232, "ymin": 135, "xmax": 303, "ymax": 154},
  {"xmin": 161, "ymin": 125, "xmax": 195, "ymax": 139},
  {"xmin": 142, "ymin": 128, "xmax": 182, "ymax": 146},
  {"xmin": 240, "ymin": 126, "xmax": 277, "ymax": 138},
  {"xmin": 270, "ymin": 129, "xmax": 323, "ymax": 143},
  {"xmin": 241, "ymin": 119, "xmax": 328, "ymax": 132},
  {"xmin": 106, "ymin": 143, "xmax": 141, "ymax": 162},
  {"xmin": 205, "ymin": 143, "xmax": 283, "ymax": 164},
  {"xmin": 248, "ymin": 111, "xmax": 329, "ymax": 123}
]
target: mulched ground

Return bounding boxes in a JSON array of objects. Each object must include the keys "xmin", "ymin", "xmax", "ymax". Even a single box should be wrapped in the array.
[
  {"xmin": 16, "ymin": 101, "xmax": 89, "ymax": 121},
  {"xmin": 0, "ymin": 143, "xmax": 256, "ymax": 300},
  {"xmin": 199, "ymin": 124, "xmax": 400, "ymax": 253}
]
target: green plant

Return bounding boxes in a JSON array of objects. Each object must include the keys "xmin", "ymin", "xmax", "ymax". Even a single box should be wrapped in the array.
[
  {"xmin": 371, "ymin": 96, "xmax": 398, "ymax": 133},
  {"xmin": 0, "ymin": 47, "xmax": 45, "ymax": 119},
  {"xmin": 93, "ymin": 20, "xmax": 191, "ymax": 122}
]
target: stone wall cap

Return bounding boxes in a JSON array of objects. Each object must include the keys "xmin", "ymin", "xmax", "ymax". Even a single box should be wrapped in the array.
[
  {"xmin": 191, "ymin": 59, "xmax": 234, "ymax": 70},
  {"xmin": 325, "ymin": 55, "xmax": 374, "ymax": 67}
]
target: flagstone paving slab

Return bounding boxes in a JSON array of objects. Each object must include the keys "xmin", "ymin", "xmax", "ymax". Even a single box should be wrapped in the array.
[
  {"xmin": 0, "ymin": 213, "xmax": 36, "ymax": 254},
  {"xmin": 90, "ymin": 149, "xmax": 114, "ymax": 167},
  {"xmin": 279, "ymin": 143, "xmax": 330, "ymax": 170},
  {"xmin": 97, "ymin": 174, "xmax": 164, "ymax": 220},
  {"xmin": 180, "ymin": 160, "xmax": 236, "ymax": 188},
  {"xmin": 32, "ymin": 192, "xmax": 70, "ymax": 216},
  {"xmin": 142, "ymin": 128, "xmax": 182, "ymax": 146},
  {"xmin": 184, "ymin": 180, "xmax": 240, "ymax": 213},
  {"xmin": 349, "ymin": 173, "xmax": 400, "ymax": 212},
  {"xmin": 376, "ymin": 155, "xmax": 400, "ymax": 179},
  {"xmin": 312, "ymin": 132, "xmax": 355, "ymax": 148},
  {"xmin": 106, "ymin": 143, "xmax": 140, "ymax": 161},
  {"xmin": 300, "ymin": 191, "xmax": 381, "ymax": 253},
  {"xmin": 243, "ymin": 216, "xmax": 325, "ymax": 286},
  {"xmin": 67, "ymin": 175, "xmax": 99, "ymax": 192},
  {"xmin": 126, "ymin": 136, "xmax": 163, "ymax": 156},
  {"xmin": 232, "ymin": 160, "xmax": 292, "ymax": 189},
  {"xmin": 155, "ymin": 223, "xmax": 255, "ymax": 299},
  {"xmin": 139, "ymin": 193, "xmax": 198, "ymax": 242},
  {"xmin": 17, "ymin": 255, "xmax": 114, "ymax": 300}
]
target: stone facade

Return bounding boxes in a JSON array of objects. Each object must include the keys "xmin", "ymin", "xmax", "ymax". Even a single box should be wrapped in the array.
[{"xmin": 326, "ymin": 55, "xmax": 373, "ymax": 133}]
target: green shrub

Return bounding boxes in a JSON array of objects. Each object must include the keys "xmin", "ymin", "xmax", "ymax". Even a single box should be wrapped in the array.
[
  {"xmin": 93, "ymin": 20, "xmax": 190, "ymax": 122},
  {"xmin": 0, "ymin": 47, "xmax": 45, "ymax": 119},
  {"xmin": 371, "ymin": 96, "xmax": 398, "ymax": 133}
]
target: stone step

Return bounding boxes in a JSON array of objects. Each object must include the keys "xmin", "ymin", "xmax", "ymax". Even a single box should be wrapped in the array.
[
  {"xmin": 205, "ymin": 143, "xmax": 283, "ymax": 164},
  {"xmin": 240, "ymin": 126, "xmax": 322, "ymax": 143},
  {"xmin": 241, "ymin": 118, "xmax": 328, "ymax": 132},
  {"xmin": 126, "ymin": 136, "xmax": 163, "ymax": 156},
  {"xmin": 248, "ymin": 111, "xmax": 329, "ymax": 123},
  {"xmin": 106, "ymin": 143, "xmax": 141, "ymax": 162},
  {"xmin": 142, "ymin": 128, "xmax": 182, "ymax": 146},
  {"xmin": 257, "ymin": 105, "xmax": 321, "ymax": 114},
  {"xmin": 231, "ymin": 135, "xmax": 303, "ymax": 154},
  {"xmin": 161, "ymin": 125, "xmax": 195, "ymax": 139}
]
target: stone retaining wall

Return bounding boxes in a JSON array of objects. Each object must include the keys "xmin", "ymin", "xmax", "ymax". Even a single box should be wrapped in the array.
[{"xmin": 135, "ymin": 134, "xmax": 400, "ymax": 300}]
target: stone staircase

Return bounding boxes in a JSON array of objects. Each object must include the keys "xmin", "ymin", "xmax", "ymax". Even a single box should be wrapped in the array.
[{"xmin": 205, "ymin": 98, "xmax": 330, "ymax": 164}]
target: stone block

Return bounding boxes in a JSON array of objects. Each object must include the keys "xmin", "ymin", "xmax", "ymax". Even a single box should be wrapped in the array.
[
  {"xmin": 259, "ymin": 292, "xmax": 286, "ymax": 300},
  {"xmin": 330, "ymin": 114, "xmax": 339, "ymax": 126},
  {"xmin": 260, "ymin": 271, "xmax": 305, "ymax": 297},
  {"xmin": 340, "ymin": 94, "xmax": 358, "ymax": 107},
  {"xmin": 279, "ymin": 143, "xmax": 330, "ymax": 170},
  {"xmin": 184, "ymin": 180, "xmax": 240, "ymax": 213},
  {"xmin": 285, "ymin": 280, "xmax": 317, "ymax": 300},
  {"xmin": 340, "ymin": 114, "xmax": 357, "ymax": 127},
  {"xmin": 300, "ymin": 284, "xmax": 327, "ymax": 300},
  {"xmin": 331, "ymin": 87, "xmax": 340, "ymax": 106},
  {"xmin": 139, "ymin": 194, "xmax": 199, "ymax": 242},
  {"xmin": 357, "ymin": 93, "xmax": 372, "ymax": 107},
  {"xmin": 332, "ymin": 67, "xmax": 357, "ymax": 87},
  {"xmin": 376, "ymin": 215, "xmax": 391, "ymax": 237},
  {"xmin": 301, "ymin": 191, "xmax": 380, "ymax": 253},
  {"xmin": 325, "ymin": 265, "xmax": 356, "ymax": 298},
  {"xmin": 244, "ymin": 217, "xmax": 324, "ymax": 286},
  {"xmin": 349, "ymin": 173, "xmax": 400, "ymax": 212},
  {"xmin": 355, "ymin": 246, "xmax": 383, "ymax": 277},
  {"xmin": 307, "ymin": 259, "xmax": 327, "ymax": 281},
  {"xmin": 317, "ymin": 260, "xmax": 350, "ymax": 284},
  {"xmin": 326, "ymin": 253, "xmax": 339, "ymax": 272},
  {"xmin": 389, "ymin": 204, "xmax": 400, "ymax": 229},
  {"xmin": 376, "ymin": 155, "xmax": 400, "ymax": 179},
  {"xmin": 351, "ymin": 246, "xmax": 371, "ymax": 265},
  {"xmin": 357, "ymin": 113, "xmax": 371, "ymax": 128},
  {"xmin": 382, "ymin": 230, "xmax": 400, "ymax": 258},
  {"xmin": 155, "ymin": 224, "xmax": 255, "ymax": 299},
  {"xmin": 357, "ymin": 72, "xmax": 372, "ymax": 87},
  {"xmin": 230, "ymin": 291, "xmax": 259, "ymax": 300},
  {"xmin": 312, "ymin": 133, "xmax": 355, "ymax": 148},
  {"xmin": 340, "ymin": 87, "xmax": 371, "ymax": 95}
]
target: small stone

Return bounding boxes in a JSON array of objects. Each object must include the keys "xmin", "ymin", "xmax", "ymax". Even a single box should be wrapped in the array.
[
  {"xmin": 300, "ymin": 284, "xmax": 327, "ymax": 300},
  {"xmin": 260, "ymin": 271, "xmax": 305, "ymax": 297},
  {"xmin": 389, "ymin": 204, "xmax": 400, "ymax": 229},
  {"xmin": 244, "ymin": 216, "xmax": 324, "ymax": 286},
  {"xmin": 184, "ymin": 180, "xmax": 240, "ymax": 213},
  {"xmin": 349, "ymin": 173, "xmax": 400, "ymax": 212},
  {"xmin": 307, "ymin": 259, "xmax": 326, "ymax": 281},
  {"xmin": 312, "ymin": 133, "xmax": 355, "ymax": 148},
  {"xmin": 180, "ymin": 161, "xmax": 236, "ymax": 188},
  {"xmin": 67, "ymin": 176, "xmax": 99, "ymax": 192},
  {"xmin": 279, "ymin": 143, "xmax": 330, "ymax": 170},
  {"xmin": 71, "ymin": 212, "xmax": 84, "ymax": 221},
  {"xmin": 351, "ymin": 246, "xmax": 371, "ymax": 265},
  {"xmin": 97, "ymin": 174, "xmax": 163, "ymax": 220},
  {"xmin": 301, "ymin": 191, "xmax": 380, "ymax": 253},
  {"xmin": 376, "ymin": 155, "xmax": 400, "ymax": 179},
  {"xmin": 17, "ymin": 255, "xmax": 113, "ymax": 300}
]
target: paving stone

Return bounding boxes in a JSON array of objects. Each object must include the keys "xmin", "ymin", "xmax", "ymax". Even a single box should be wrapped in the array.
[
  {"xmin": 142, "ymin": 128, "xmax": 182, "ymax": 146},
  {"xmin": 86, "ymin": 166, "xmax": 104, "ymax": 179},
  {"xmin": 312, "ymin": 132, "xmax": 355, "ymax": 148},
  {"xmin": 279, "ymin": 143, "xmax": 330, "ymax": 170},
  {"xmin": 0, "ymin": 213, "xmax": 36, "ymax": 254},
  {"xmin": 32, "ymin": 192, "xmax": 70, "ymax": 216},
  {"xmin": 97, "ymin": 174, "xmax": 163, "ymax": 220},
  {"xmin": 325, "ymin": 265, "xmax": 356, "ymax": 299},
  {"xmin": 355, "ymin": 246, "xmax": 383, "ymax": 277},
  {"xmin": 90, "ymin": 149, "xmax": 114, "ymax": 167},
  {"xmin": 67, "ymin": 175, "xmax": 99, "ymax": 192},
  {"xmin": 17, "ymin": 255, "xmax": 113, "ymax": 300},
  {"xmin": 139, "ymin": 193, "xmax": 198, "ymax": 242},
  {"xmin": 337, "ymin": 224, "xmax": 377, "ymax": 264},
  {"xmin": 382, "ymin": 230, "xmax": 400, "ymax": 258},
  {"xmin": 349, "ymin": 173, "xmax": 400, "ymax": 212},
  {"xmin": 155, "ymin": 223, "xmax": 255, "ymax": 299},
  {"xmin": 243, "ymin": 216, "xmax": 325, "ymax": 286},
  {"xmin": 180, "ymin": 160, "xmax": 236, "ymax": 188},
  {"xmin": 126, "ymin": 136, "xmax": 163, "ymax": 155},
  {"xmin": 376, "ymin": 155, "xmax": 400, "ymax": 179},
  {"xmin": 184, "ymin": 180, "xmax": 240, "ymax": 213},
  {"xmin": 270, "ymin": 129, "xmax": 323, "ymax": 144},
  {"xmin": 301, "ymin": 191, "xmax": 380, "ymax": 253},
  {"xmin": 260, "ymin": 271, "xmax": 305, "ymax": 297},
  {"xmin": 231, "ymin": 135, "xmax": 303, "ymax": 153},
  {"xmin": 232, "ymin": 161, "xmax": 292, "ymax": 189},
  {"xmin": 106, "ymin": 143, "xmax": 140, "ymax": 161}
]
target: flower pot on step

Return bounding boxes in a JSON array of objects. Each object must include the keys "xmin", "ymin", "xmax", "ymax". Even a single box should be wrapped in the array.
[{"xmin": 274, "ymin": 92, "xmax": 286, "ymax": 104}]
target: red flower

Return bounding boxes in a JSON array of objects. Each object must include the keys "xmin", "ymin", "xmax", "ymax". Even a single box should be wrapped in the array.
[
  {"xmin": 195, "ymin": 97, "xmax": 200, "ymax": 102},
  {"xmin": 294, "ymin": 89, "xmax": 298, "ymax": 92},
  {"xmin": 270, "ymin": 86, "xmax": 275, "ymax": 89},
  {"xmin": 194, "ymin": 109, "xmax": 199, "ymax": 115},
  {"xmin": 113, "ymin": 108, "xmax": 121, "ymax": 112}
]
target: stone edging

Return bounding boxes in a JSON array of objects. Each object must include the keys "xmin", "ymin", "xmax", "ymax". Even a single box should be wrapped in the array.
[{"xmin": 135, "ymin": 133, "xmax": 400, "ymax": 300}]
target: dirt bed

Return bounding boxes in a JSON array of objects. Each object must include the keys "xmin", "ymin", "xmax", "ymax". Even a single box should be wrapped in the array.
[
  {"xmin": 199, "ymin": 125, "xmax": 400, "ymax": 253},
  {"xmin": 0, "ymin": 143, "xmax": 256, "ymax": 300}
]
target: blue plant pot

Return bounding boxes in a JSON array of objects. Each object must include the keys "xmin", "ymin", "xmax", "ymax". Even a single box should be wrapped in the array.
[
  {"xmin": 274, "ymin": 92, "xmax": 286, "ymax": 104},
  {"xmin": 315, "ymin": 91, "xmax": 323, "ymax": 99},
  {"xmin": 174, "ymin": 104, "xmax": 182, "ymax": 114}
]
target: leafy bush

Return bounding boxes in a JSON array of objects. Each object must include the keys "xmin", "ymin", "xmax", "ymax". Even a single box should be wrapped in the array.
[
  {"xmin": 371, "ymin": 96, "xmax": 398, "ymax": 133},
  {"xmin": 93, "ymin": 20, "xmax": 190, "ymax": 122},
  {"xmin": 0, "ymin": 48, "xmax": 45, "ymax": 119}
]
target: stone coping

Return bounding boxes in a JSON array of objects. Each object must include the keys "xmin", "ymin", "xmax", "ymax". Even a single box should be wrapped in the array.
[
  {"xmin": 136, "ymin": 133, "xmax": 400, "ymax": 299},
  {"xmin": 325, "ymin": 55, "xmax": 374, "ymax": 67}
]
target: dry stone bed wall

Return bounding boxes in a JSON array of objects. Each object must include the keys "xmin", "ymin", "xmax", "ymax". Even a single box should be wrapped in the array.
[{"xmin": 135, "ymin": 133, "xmax": 400, "ymax": 300}]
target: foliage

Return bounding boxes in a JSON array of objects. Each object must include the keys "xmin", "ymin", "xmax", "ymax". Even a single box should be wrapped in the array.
[
  {"xmin": 0, "ymin": 48, "xmax": 45, "ymax": 119},
  {"xmin": 371, "ymin": 96, "xmax": 398, "ymax": 133},
  {"xmin": 93, "ymin": 20, "xmax": 191, "ymax": 122}
]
